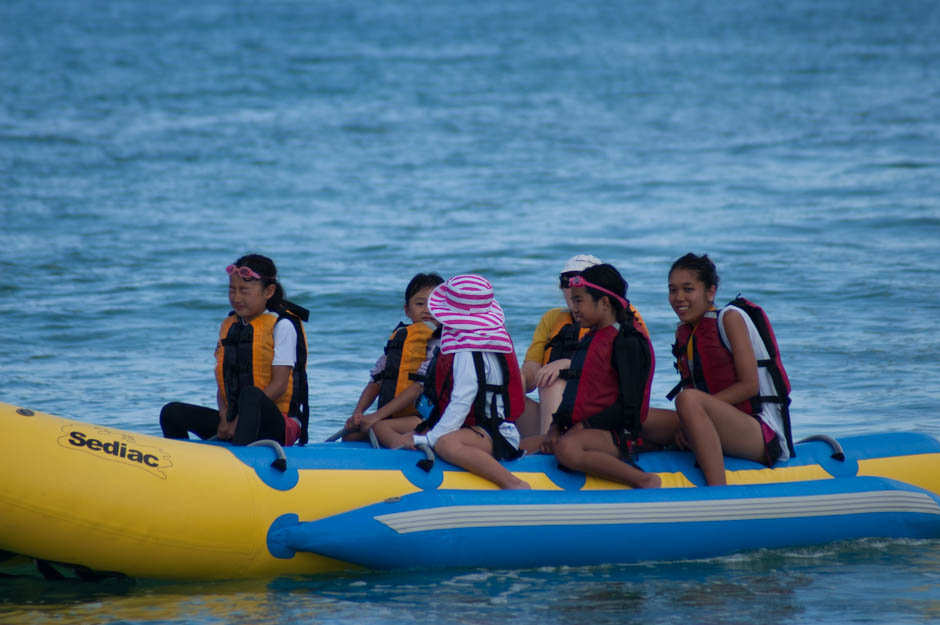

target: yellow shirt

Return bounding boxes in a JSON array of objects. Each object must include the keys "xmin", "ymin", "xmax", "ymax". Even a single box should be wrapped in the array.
[
  {"xmin": 523, "ymin": 306, "xmax": 651, "ymax": 365},
  {"xmin": 524, "ymin": 308, "xmax": 574, "ymax": 364}
]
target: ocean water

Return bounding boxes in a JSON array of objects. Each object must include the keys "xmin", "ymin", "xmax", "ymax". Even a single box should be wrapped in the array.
[{"xmin": 1, "ymin": 0, "xmax": 939, "ymax": 622}]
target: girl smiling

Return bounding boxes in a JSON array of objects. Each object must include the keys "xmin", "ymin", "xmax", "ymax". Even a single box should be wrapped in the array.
[{"xmin": 666, "ymin": 253, "xmax": 790, "ymax": 485}]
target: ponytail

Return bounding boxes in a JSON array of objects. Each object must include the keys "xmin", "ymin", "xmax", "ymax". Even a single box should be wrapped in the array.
[{"xmin": 616, "ymin": 300, "xmax": 636, "ymax": 331}]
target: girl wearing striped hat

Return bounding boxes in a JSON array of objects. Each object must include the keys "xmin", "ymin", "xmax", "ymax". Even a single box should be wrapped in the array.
[{"xmin": 390, "ymin": 274, "xmax": 530, "ymax": 490}]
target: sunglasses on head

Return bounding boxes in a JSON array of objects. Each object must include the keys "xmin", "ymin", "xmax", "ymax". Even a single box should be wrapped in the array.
[{"xmin": 226, "ymin": 264, "xmax": 264, "ymax": 281}]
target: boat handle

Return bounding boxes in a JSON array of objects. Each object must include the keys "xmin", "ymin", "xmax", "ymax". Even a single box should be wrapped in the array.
[
  {"xmin": 248, "ymin": 439, "xmax": 288, "ymax": 471},
  {"xmin": 369, "ymin": 426, "xmax": 434, "ymax": 471},
  {"xmin": 325, "ymin": 426, "xmax": 352, "ymax": 442},
  {"xmin": 795, "ymin": 434, "xmax": 845, "ymax": 461},
  {"xmin": 416, "ymin": 443, "xmax": 435, "ymax": 472}
]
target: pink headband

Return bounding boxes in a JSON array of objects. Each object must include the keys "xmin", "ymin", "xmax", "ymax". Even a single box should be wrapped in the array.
[{"xmin": 567, "ymin": 275, "xmax": 628, "ymax": 309}]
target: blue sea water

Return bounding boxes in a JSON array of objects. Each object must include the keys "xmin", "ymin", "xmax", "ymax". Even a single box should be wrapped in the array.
[{"xmin": 1, "ymin": 0, "xmax": 939, "ymax": 622}]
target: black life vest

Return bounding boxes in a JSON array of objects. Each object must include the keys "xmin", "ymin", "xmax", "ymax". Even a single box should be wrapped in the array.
[
  {"xmin": 545, "ymin": 322, "xmax": 584, "ymax": 364},
  {"xmin": 374, "ymin": 322, "xmax": 436, "ymax": 417},
  {"xmin": 215, "ymin": 300, "xmax": 311, "ymax": 445}
]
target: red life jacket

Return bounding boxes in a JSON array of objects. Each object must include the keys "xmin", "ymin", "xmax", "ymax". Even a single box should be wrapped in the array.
[
  {"xmin": 555, "ymin": 321, "xmax": 654, "ymax": 434},
  {"xmin": 671, "ymin": 311, "xmax": 754, "ymax": 415},
  {"xmin": 544, "ymin": 305, "xmax": 651, "ymax": 365},
  {"xmin": 669, "ymin": 297, "xmax": 793, "ymax": 457},
  {"xmin": 420, "ymin": 350, "xmax": 525, "ymax": 429}
]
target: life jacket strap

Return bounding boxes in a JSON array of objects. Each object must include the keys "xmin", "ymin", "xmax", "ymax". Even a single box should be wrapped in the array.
[
  {"xmin": 562, "ymin": 368, "xmax": 581, "ymax": 380},
  {"xmin": 665, "ymin": 378, "xmax": 689, "ymax": 401}
]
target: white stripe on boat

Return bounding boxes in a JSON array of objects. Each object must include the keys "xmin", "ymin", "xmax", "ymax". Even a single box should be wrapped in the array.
[{"xmin": 374, "ymin": 491, "xmax": 940, "ymax": 534}]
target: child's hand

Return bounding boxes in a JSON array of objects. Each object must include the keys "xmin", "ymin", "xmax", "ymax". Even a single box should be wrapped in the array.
[
  {"xmin": 540, "ymin": 422, "xmax": 567, "ymax": 454},
  {"xmin": 346, "ymin": 412, "xmax": 364, "ymax": 429},
  {"xmin": 359, "ymin": 413, "xmax": 382, "ymax": 431},
  {"xmin": 217, "ymin": 418, "xmax": 236, "ymax": 441},
  {"xmin": 540, "ymin": 429, "xmax": 560, "ymax": 454},
  {"xmin": 534, "ymin": 359, "xmax": 570, "ymax": 388}
]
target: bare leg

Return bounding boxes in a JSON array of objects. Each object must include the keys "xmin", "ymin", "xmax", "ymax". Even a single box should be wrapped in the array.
[
  {"xmin": 554, "ymin": 425, "xmax": 661, "ymax": 488},
  {"xmin": 640, "ymin": 407, "xmax": 680, "ymax": 448},
  {"xmin": 519, "ymin": 434, "xmax": 544, "ymax": 454},
  {"xmin": 434, "ymin": 428, "xmax": 530, "ymax": 490},
  {"xmin": 514, "ymin": 397, "xmax": 541, "ymax": 438},
  {"xmin": 674, "ymin": 389, "xmax": 765, "ymax": 486},
  {"xmin": 537, "ymin": 378, "xmax": 566, "ymax": 434},
  {"xmin": 373, "ymin": 416, "xmax": 422, "ymax": 448},
  {"xmin": 342, "ymin": 430, "xmax": 370, "ymax": 442}
]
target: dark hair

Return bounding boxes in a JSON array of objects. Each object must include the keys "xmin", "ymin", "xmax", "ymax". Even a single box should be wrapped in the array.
[
  {"xmin": 670, "ymin": 253, "xmax": 719, "ymax": 290},
  {"xmin": 233, "ymin": 254, "xmax": 285, "ymax": 310},
  {"xmin": 404, "ymin": 272, "xmax": 444, "ymax": 303},
  {"xmin": 579, "ymin": 263, "xmax": 635, "ymax": 327}
]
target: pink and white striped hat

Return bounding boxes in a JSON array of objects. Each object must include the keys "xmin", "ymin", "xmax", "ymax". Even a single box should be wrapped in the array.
[{"xmin": 427, "ymin": 274, "xmax": 514, "ymax": 354}]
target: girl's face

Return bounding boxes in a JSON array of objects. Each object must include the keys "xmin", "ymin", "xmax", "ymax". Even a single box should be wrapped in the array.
[
  {"xmin": 404, "ymin": 286, "xmax": 438, "ymax": 326},
  {"xmin": 228, "ymin": 274, "xmax": 274, "ymax": 321},
  {"xmin": 560, "ymin": 273, "xmax": 580, "ymax": 321},
  {"xmin": 668, "ymin": 268, "xmax": 716, "ymax": 324},
  {"xmin": 562, "ymin": 285, "xmax": 578, "ymax": 320},
  {"xmin": 569, "ymin": 287, "xmax": 612, "ymax": 329}
]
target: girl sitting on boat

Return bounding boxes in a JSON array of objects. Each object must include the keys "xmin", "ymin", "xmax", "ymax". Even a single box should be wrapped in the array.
[
  {"xmin": 536, "ymin": 263, "xmax": 661, "ymax": 489},
  {"xmin": 522, "ymin": 254, "xmax": 654, "ymax": 438},
  {"xmin": 343, "ymin": 272, "xmax": 443, "ymax": 442},
  {"xmin": 382, "ymin": 274, "xmax": 531, "ymax": 490},
  {"xmin": 665, "ymin": 253, "xmax": 791, "ymax": 485},
  {"xmin": 159, "ymin": 254, "xmax": 309, "ymax": 446}
]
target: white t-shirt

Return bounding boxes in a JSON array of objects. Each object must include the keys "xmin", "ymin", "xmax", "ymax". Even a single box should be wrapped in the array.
[
  {"xmin": 717, "ymin": 306, "xmax": 789, "ymax": 461},
  {"xmin": 413, "ymin": 350, "xmax": 520, "ymax": 450},
  {"xmin": 270, "ymin": 314, "xmax": 298, "ymax": 368}
]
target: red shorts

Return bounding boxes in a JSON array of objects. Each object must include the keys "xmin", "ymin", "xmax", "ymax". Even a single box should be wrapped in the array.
[
  {"xmin": 759, "ymin": 419, "xmax": 783, "ymax": 466},
  {"xmin": 283, "ymin": 415, "xmax": 301, "ymax": 446}
]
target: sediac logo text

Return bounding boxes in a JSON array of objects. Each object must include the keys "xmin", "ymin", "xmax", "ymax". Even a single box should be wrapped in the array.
[{"xmin": 59, "ymin": 426, "xmax": 173, "ymax": 479}]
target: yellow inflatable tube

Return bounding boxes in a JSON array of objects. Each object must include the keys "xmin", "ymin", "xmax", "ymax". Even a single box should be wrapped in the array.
[
  {"xmin": 3, "ymin": 401, "xmax": 940, "ymax": 580},
  {"xmin": 0, "ymin": 404, "xmax": 417, "ymax": 579}
]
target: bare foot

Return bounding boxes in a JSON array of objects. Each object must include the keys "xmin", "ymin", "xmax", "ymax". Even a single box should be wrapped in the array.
[
  {"xmin": 635, "ymin": 472, "xmax": 661, "ymax": 489},
  {"xmin": 504, "ymin": 477, "xmax": 532, "ymax": 490}
]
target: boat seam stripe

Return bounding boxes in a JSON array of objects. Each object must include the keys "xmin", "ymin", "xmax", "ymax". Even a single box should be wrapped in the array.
[{"xmin": 373, "ymin": 491, "xmax": 940, "ymax": 534}]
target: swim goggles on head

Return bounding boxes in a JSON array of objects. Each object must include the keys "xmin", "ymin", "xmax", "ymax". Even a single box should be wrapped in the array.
[
  {"xmin": 559, "ymin": 272, "xmax": 580, "ymax": 289},
  {"xmin": 226, "ymin": 264, "xmax": 264, "ymax": 281},
  {"xmin": 566, "ymin": 275, "xmax": 628, "ymax": 309}
]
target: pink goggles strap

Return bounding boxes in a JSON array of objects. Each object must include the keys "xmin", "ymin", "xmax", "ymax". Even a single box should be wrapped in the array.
[
  {"xmin": 226, "ymin": 264, "xmax": 264, "ymax": 281},
  {"xmin": 567, "ymin": 275, "xmax": 628, "ymax": 309}
]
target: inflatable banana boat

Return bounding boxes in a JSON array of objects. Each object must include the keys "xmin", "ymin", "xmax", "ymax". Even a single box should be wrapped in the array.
[{"xmin": 2, "ymin": 401, "xmax": 939, "ymax": 581}]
